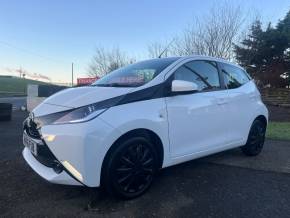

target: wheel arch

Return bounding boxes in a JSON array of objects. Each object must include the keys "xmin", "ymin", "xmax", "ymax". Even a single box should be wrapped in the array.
[
  {"xmin": 254, "ymin": 115, "xmax": 268, "ymax": 128},
  {"xmin": 243, "ymin": 114, "xmax": 268, "ymax": 145},
  {"xmin": 100, "ymin": 128, "xmax": 164, "ymax": 184}
]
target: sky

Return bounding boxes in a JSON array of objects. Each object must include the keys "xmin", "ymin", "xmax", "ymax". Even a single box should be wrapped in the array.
[{"xmin": 0, "ymin": 0, "xmax": 289, "ymax": 84}]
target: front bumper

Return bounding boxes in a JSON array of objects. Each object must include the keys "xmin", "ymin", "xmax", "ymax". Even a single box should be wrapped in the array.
[
  {"xmin": 22, "ymin": 115, "xmax": 118, "ymax": 187},
  {"xmin": 23, "ymin": 147, "xmax": 82, "ymax": 186}
]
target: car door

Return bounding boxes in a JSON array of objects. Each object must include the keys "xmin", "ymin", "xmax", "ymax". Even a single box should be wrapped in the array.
[
  {"xmin": 165, "ymin": 60, "xmax": 230, "ymax": 158},
  {"xmin": 220, "ymin": 63, "xmax": 254, "ymax": 143}
]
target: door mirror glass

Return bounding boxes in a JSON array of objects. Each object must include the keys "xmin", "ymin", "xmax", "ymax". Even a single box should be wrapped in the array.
[{"xmin": 171, "ymin": 80, "xmax": 198, "ymax": 93}]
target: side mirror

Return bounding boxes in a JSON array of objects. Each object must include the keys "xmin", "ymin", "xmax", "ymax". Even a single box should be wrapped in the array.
[{"xmin": 171, "ymin": 80, "xmax": 198, "ymax": 93}]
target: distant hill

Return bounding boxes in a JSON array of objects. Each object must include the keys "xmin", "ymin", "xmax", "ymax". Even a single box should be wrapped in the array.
[{"xmin": 0, "ymin": 76, "xmax": 50, "ymax": 96}]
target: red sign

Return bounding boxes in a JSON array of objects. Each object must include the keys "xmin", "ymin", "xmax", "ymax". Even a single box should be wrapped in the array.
[{"xmin": 77, "ymin": 77, "xmax": 99, "ymax": 85}]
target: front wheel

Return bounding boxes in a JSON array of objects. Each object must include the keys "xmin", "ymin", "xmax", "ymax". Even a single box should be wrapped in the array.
[
  {"xmin": 241, "ymin": 119, "xmax": 266, "ymax": 156},
  {"xmin": 102, "ymin": 137, "xmax": 158, "ymax": 199}
]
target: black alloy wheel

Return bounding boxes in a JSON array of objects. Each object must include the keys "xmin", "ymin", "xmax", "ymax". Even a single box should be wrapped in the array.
[
  {"xmin": 241, "ymin": 119, "xmax": 266, "ymax": 156},
  {"xmin": 103, "ymin": 137, "xmax": 158, "ymax": 199}
]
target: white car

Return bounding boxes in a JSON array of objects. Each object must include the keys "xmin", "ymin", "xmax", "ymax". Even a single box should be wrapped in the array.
[{"xmin": 23, "ymin": 56, "xmax": 268, "ymax": 199}]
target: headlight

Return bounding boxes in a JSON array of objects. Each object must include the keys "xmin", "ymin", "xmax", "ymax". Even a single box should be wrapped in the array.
[
  {"xmin": 35, "ymin": 104, "xmax": 106, "ymax": 127},
  {"xmin": 53, "ymin": 105, "xmax": 105, "ymax": 124}
]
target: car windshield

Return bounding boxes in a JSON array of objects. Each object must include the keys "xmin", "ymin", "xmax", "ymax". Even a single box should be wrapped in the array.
[{"xmin": 92, "ymin": 57, "xmax": 179, "ymax": 87}]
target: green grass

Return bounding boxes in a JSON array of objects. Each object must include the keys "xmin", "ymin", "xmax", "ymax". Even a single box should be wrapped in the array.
[
  {"xmin": 0, "ymin": 77, "xmax": 49, "ymax": 95},
  {"xmin": 266, "ymin": 122, "xmax": 290, "ymax": 141}
]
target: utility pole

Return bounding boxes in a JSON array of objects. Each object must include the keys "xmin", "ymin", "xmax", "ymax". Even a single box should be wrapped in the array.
[{"xmin": 71, "ymin": 62, "xmax": 74, "ymax": 87}]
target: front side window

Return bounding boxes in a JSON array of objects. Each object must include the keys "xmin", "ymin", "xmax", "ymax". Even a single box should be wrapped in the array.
[
  {"xmin": 222, "ymin": 64, "xmax": 250, "ymax": 89},
  {"xmin": 92, "ymin": 58, "xmax": 179, "ymax": 87},
  {"xmin": 174, "ymin": 60, "xmax": 221, "ymax": 91}
]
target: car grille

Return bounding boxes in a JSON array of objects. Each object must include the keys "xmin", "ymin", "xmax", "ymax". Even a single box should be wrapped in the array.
[
  {"xmin": 24, "ymin": 119, "xmax": 41, "ymax": 139},
  {"xmin": 23, "ymin": 118, "xmax": 62, "ymax": 171},
  {"xmin": 34, "ymin": 143, "xmax": 59, "ymax": 168}
]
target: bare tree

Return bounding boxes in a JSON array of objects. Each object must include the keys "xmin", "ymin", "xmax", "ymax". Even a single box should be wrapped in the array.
[
  {"xmin": 171, "ymin": 21, "xmax": 205, "ymax": 56},
  {"xmin": 148, "ymin": 41, "xmax": 170, "ymax": 58},
  {"xmin": 149, "ymin": 2, "xmax": 245, "ymax": 60},
  {"xmin": 147, "ymin": 38, "xmax": 179, "ymax": 58},
  {"xmin": 88, "ymin": 47, "xmax": 134, "ymax": 77},
  {"xmin": 179, "ymin": 2, "xmax": 244, "ymax": 59}
]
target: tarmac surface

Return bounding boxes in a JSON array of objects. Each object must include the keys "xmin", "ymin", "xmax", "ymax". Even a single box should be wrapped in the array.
[{"xmin": 0, "ymin": 111, "xmax": 290, "ymax": 217}]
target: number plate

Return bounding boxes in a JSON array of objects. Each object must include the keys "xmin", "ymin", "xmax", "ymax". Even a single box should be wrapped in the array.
[{"xmin": 23, "ymin": 132, "xmax": 38, "ymax": 156}]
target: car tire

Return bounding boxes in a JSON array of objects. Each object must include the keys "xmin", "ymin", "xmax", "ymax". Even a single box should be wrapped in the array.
[
  {"xmin": 241, "ymin": 119, "xmax": 266, "ymax": 156},
  {"xmin": 102, "ymin": 136, "xmax": 158, "ymax": 199}
]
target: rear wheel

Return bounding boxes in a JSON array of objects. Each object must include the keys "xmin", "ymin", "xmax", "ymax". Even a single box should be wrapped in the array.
[
  {"xmin": 102, "ymin": 137, "xmax": 158, "ymax": 199},
  {"xmin": 241, "ymin": 119, "xmax": 266, "ymax": 156}
]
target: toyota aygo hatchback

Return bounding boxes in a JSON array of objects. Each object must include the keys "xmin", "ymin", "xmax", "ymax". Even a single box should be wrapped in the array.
[{"xmin": 23, "ymin": 56, "xmax": 268, "ymax": 199}]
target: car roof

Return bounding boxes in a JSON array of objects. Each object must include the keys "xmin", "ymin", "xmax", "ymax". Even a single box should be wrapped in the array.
[
  {"xmin": 157, "ymin": 55, "xmax": 244, "ymax": 70},
  {"xmin": 183, "ymin": 55, "xmax": 244, "ymax": 69}
]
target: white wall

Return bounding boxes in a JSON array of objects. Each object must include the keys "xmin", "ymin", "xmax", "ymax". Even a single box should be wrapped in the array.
[{"xmin": 27, "ymin": 85, "xmax": 45, "ymax": 112}]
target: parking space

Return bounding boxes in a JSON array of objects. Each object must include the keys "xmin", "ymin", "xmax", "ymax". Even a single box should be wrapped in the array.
[{"xmin": 1, "ymin": 111, "xmax": 290, "ymax": 217}]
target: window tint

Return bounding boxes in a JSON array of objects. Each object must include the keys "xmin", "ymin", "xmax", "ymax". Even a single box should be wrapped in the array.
[
  {"xmin": 222, "ymin": 64, "xmax": 250, "ymax": 89},
  {"xmin": 174, "ymin": 60, "xmax": 220, "ymax": 91},
  {"xmin": 92, "ymin": 57, "xmax": 179, "ymax": 87},
  {"xmin": 174, "ymin": 66, "xmax": 208, "ymax": 91}
]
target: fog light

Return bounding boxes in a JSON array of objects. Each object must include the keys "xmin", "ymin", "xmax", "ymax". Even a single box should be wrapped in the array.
[
  {"xmin": 53, "ymin": 162, "xmax": 63, "ymax": 174},
  {"xmin": 42, "ymin": 134, "xmax": 56, "ymax": 142},
  {"xmin": 61, "ymin": 160, "xmax": 83, "ymax": 182}
]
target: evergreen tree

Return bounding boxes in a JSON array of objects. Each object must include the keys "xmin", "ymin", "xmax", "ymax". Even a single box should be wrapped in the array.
[
  {"xmin": 277, "ymin": 10, "xmax": 290, "ymax": 85},
  {"xmin": 235, "ymin": 10, "xmax": 290, "ymax": 88},
  {"xmin": 234, "ymin": 20, "xmax": 266, "ymax": 85}
]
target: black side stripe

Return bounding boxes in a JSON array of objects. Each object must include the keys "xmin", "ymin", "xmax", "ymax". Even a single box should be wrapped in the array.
[
  {"xmin": 117, "ymin": 83, "xmax": 168, "ymax": 106},
  {"xmin": 35, "ymin": 82, "xmax": 170, "ymax": 127}
]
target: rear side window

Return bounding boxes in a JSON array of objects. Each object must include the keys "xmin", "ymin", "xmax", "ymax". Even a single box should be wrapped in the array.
[
  {"xmin": 222, "ymin": 64, "xmax": 250, "ymax": 89},
  {"xmin": 174, "ymin": 60, "xmax": 220, "ymax": 91}
]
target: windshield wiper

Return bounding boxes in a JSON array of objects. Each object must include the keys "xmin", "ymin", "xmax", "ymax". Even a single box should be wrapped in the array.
[
  {"xmin": 92, "ymin": 83, "xmax": 141, "ymax": 87},
  {"xmin": 91, "ymin": 83, "xmax": 112, "ymax": 87}
]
